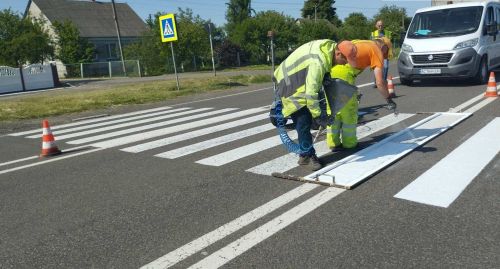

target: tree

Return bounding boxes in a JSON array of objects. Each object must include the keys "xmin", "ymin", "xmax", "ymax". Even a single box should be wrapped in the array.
[
  {"xmin": 231, "ymin": 11, "xmax": 298, "ymax": 64},
  {"xmin": 297, "ymin": 19, "xmax": 337, "ymax": 45},
  {"xmin": 338, "ymin": 12, "xmax": 371, "ymax": 40},
  {"xmin": 372, "ymin": 5, "xmax": 411, "ymax": 46},
  {"xmin": 302, "ymin": 0, "xmax": 341, "ymax": 27},
  {"xmin": 0, "ymin": 9, "xmax": 54, "ymax": 66},
  {"xmin": 225, "ymin": 0, "xmax": 255, "ymax": 35},
  {"xmin": 52, "ymin": 20, "xmax": 95, "ymax": 64}
]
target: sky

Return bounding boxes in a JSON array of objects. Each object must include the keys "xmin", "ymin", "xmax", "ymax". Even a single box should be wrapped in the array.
[{"xmin": 2, "ymin": 0, "xmax": 432, "ymax": 27}]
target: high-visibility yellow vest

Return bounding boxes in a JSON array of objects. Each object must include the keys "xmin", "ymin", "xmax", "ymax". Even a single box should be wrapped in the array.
[
  {"xmin": 371, "ymin": 29, "xmax": 392, "ymax": 40},
  {"xmin": 273, "ymin": 39, "xmax": 336, "ymax": 118}
]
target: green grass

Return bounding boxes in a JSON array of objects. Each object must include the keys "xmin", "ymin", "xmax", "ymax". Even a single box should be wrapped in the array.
[{"xmin": 0, "ymin": 74, "xmax": 271, "ymax": 122}]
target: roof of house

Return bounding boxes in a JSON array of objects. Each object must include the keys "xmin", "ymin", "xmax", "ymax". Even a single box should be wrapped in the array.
[{"xmin": 27, "ymin": 0, "xmax": 148, "ymax": 38}]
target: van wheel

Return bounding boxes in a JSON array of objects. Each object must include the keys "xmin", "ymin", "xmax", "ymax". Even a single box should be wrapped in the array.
[
  {"xmin": 474, "ymin": 56, "xmax": 488, "ymax": 84},
  {"xmin": 400, "ymin": 78, "xmax": 413, "ymax": 86}
]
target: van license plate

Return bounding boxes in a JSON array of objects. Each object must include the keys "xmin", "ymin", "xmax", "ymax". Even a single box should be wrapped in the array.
[{"xmin": 419, "ymin": 68, "xmax": 441, "ymax": 74}]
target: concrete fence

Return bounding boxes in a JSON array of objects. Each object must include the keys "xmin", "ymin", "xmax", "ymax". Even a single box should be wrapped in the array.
[{"xmin": 0, "ymin": 64, "xmax": 56, "ymax": 94}]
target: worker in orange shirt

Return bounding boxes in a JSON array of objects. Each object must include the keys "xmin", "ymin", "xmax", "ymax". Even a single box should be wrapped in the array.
[{"xmin": 328, "ymin": 39, "xmax": 396, "ymax": 151}]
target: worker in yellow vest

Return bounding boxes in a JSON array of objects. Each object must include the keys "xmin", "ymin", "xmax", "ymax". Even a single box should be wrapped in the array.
[
  {"xmin": 273, "ymin": 39, "xmax": 350, "ymax": 170},
  {"xmin": 371, "ymin": 20, "xmax": 392, "ymax": 85},
  {"xmin": 325, "ymin": 64, "xmax": 359, "ymax": 150}
]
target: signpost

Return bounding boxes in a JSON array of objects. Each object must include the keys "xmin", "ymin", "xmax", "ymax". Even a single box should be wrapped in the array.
[{"xmin": 159, "ymin": 13, "xmax": 180, "ymax": 91}]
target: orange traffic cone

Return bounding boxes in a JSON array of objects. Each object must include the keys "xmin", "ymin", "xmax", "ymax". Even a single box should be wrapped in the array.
[
  {"xmin": 485, "ymin": 72, "xmax": 498, "ymax": 97},
  {"xmin": 40, "ymin": 120, "xmax": 61, "ymax": 157},
  {"xmin": 387, "ymin": 75, "xmax": 396, "ymax": 98}
]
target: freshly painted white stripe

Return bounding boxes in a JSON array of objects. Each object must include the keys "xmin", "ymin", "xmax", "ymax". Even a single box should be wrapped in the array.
[
  {"xmin": 305, "ymin": 113, "xmax": 472, "ymax": 187},
  {"xmin": 0, "ymin": 147, "xmax": 103, "ymax": 175},
  {"xmin": 246, "ymin": 113, "xmax": 414, "ymax": 176},
  {"xmin": 196, "ymin": 132, "xmax": 298, "ymax": 167},
  {"xmin": 66, "ymin": 108, "xmax": 237, "ymax": 145},
  {"xmin": 395, "ymin": 117, "xmax": 500, "ymax": 208},
  {"xmin": 53, "ymin": 108, "xmax": 210, "ymax": 141},
  {"xmin": 140, "ymin": 184, "xmax": 318, "ymax": 269},
  {"xmin": 8, "ymin": 106, "xmax": 172, "ymax": 136},
  {"xmin": 155, "ymin": 124, "xmax": 275, "ymax": 158},
  {"xmin": 121, "ymin": 114, "xmax": 269, "ymax": 153},
  {"xmin": 89, "ymin": 107, "xmax": 267, "ymax": 148},
  {"xmin": 449, "ymin": 85, "xmax": 499, "ymax": 113},
  {"xmin": 25, "ymin": 107, "xmax": 190, "ymax": 139},
  {"xmin": 188, "ymin": 187, "xmax": 345, "ymax": 269}
]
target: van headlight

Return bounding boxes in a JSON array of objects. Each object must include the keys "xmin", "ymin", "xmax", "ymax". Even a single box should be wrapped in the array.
[
  {"xmin": 402, "ymin": 43, "xmax": 413, "ymax": 52},
  {"xmin": 454, "ymin": 38, "xmax": 479, "ymax": 50}
]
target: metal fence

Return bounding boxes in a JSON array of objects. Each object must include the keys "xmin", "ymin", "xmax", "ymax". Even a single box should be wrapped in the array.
[{"xmin": 57, "ymin": 60, "xmax": 141, "ymax": 79}]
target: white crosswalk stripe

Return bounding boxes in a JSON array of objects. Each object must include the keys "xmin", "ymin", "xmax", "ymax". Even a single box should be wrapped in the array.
[
  {"xmin": 195, "ymin": 132, "xmax": 299, "ymax": 167},
  {"xmin": 87, "ymin": 107, "xmax": 267, "ymax": 148},
  {"xmin": 25, "ymin": 107, "xmax": 190, "ymax": 139},
  {"xmin": 66, "ymin": 108, "xmax": 237, "ymax": 145},
  {"xmin": 121, "ymin": 114, "xmax": 270, "ymax": 153},
  {"xmin": 9, "ymin": 106, "xmax": 173, "ymax": 137}
]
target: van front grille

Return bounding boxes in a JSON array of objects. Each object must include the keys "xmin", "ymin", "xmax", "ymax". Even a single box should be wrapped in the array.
[{"xmin": 411, "ymin": 53, "xmax": 453, "ymax": 64}]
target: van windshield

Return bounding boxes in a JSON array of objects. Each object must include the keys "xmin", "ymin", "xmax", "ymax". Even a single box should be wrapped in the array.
[{"xmin": 408, "ymin": 6, "xmax": 483, "ymax": 38}]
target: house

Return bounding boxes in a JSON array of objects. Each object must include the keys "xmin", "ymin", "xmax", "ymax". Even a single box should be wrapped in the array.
[{"xmin": 25, "ymin": 0, "xmax": 148, "ymax": 63}]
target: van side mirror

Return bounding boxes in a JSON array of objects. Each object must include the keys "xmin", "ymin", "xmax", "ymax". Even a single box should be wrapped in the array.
[{"xmin": 486, "ymin": 23, "xmax": 497, "ymax": 35}]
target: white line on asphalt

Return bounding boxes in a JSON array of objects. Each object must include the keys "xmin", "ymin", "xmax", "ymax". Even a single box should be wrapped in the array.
[
  {"xmin": 188, "ymin": 187, "xmax": 345, "ymax": 269},
  {"xmin": 8, "ymin": 106, "xmax": 173, "ymax": 137},
  {"xmin": 0, "ymin": 156, "xmax": 39, "ymax": 167},
  {"xmin": 195, "ymin": 132, "xmax": 299, "ymax": 167},
  {"xmin": 464, "ymin": 94, "xmax": 499, "ymax": 113},
  {"xmin": 449, "ymin": 85, "xmax": 499, "ymax": 113},
  {"xmin": 394, "ymin": 117, "xmax": 500, "ymax": 208},
  {"xmin": 25, "ymin": 107, "xmax": 191, "ymax": 139},
  {"xmin": 121, "ymin": 114, "xmax": 269, "ymax": 153},
  {"xmin": 53, "ymin": 108, "xmax": 212, "ymax": 141},
  {"xmin": 0, "ymin": 147, "xmax": 103, "ymax": 175},
  {"xmin": 140, "ymin": 184, "xmax": 319, "ymax": 269},
  {"xmin": 66, "ymin": 108, "xmax": 238, "ymax": 145},
  {"xmin": 246, "ymin": 113, "xmax": 414, "ymax": 176},
  {"xmin": 89, "ymin": 107, "xmax": 268, "ymax": 148},
  {"xmin": 155, "ymin": 124, "xmax": 275, "ymax": 159}
]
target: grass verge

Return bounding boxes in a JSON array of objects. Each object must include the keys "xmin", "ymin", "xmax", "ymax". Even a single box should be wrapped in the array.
[{"xmin": 0, "ymin": 74, "xmax": 270, "ymax": 122}]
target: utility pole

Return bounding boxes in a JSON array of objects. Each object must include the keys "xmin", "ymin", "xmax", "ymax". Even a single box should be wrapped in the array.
[
  {"xmin": 111, "ymin": 0, "xmax": 127, "ymax": 76},
  {"xmin": 314, "ymin": 3, "xmax": 318, "ymax": 22},
  {"xmin": 207, "ymin": 23, "xmax": 216, "ymax": 77}
]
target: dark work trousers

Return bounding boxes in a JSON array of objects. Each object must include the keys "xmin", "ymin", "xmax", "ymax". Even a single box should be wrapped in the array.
[{"xmin": 290, "ymin": 106, "xmax": 315, "ymax": 157}]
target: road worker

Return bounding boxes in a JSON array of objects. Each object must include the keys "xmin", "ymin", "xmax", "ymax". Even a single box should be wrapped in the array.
[
  {"xmin": 331, "ymin": 39, "xmax": 397, "ymax": 151},
  {"xmin": 371, "ymin": 20, "xmax": 393, "ymax": 83},
  {"xmin": 273, "ymin": 39, "xmax": 348, "ymax": 171},
  {"xmin": 325, "ymin": 64, "xmax": 359, "ymax": 151}
]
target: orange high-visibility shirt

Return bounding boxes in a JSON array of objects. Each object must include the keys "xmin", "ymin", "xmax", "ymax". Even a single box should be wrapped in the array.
[{"xmin": 352, "ymin": 40, "xmax": 383, "ymax": 70}]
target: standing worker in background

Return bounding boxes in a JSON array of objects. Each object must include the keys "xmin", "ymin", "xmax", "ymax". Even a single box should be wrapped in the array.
[
  {"xmin": 273, "ymin": 39, "xmax": 347, "ymax": 171},
  {"xmin": 371, "ymin": 20, "xmax": 392, "ymax": 85},
  {"xmin": 329, "ymin": 40, "xmax": 397, "ymax": 151}
]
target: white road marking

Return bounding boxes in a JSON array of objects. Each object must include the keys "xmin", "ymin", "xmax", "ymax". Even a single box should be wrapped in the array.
[
  {"xmin": 306, "ymin": 113, "xmax": 472, "ymax": 187},
  {"xmin": 89, "ymin": 107, "xmax": 267, "ymax": 148},
  {"xmin": 121, "ymin": 114, "xmax": 269, "ymax": 153},
  {"xmin": 8, "ymin": 106, "xmax": 173, "ymax": 137},
  {"xmin": 247, "ymin": 113, "xmax": 414, "ymax": 176},
  {"xmin": 24, "ymin": 107, "xmax": 190, "ymax": 139},
  {"xmin": 188, "ymin": 187, "xmax": 345, "ymax": 269},
  {"xmin": 0, "ymin": 147, "xmax": 103, "ymax": 175},
  {"xmin": 195, "ymin": 132, "xmax": 298, "ymax": 167},
  {"xmin": 395, "ymin": 117, "xmax": 500, "ymax": 208},
  {"xmin": 140, "ymin": 184, "xmax": 318, "ymax": 269},
  {"xmin": 449, "ymin": 85, "xmax": 499, "ymax": 113},
  {"xmin": 0, "ymin": 156, "xmax": 39, "ymax": 167},
  {"xmin": 53, "ymin": 108, "xmax": 210, "ymax": 141},
  {"xmin": 66, "ymin": 108, "xmax": 237, "ymax": 145}
]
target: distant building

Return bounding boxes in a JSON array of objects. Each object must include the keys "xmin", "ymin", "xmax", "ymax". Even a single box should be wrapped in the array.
[{"xmin": 25, "ymin": 0, "xmax": 148, "ymax": 63}]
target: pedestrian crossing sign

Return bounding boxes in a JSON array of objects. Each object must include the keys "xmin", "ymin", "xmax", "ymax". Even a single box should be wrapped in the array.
[{"xmin": 159, "ymin": 14, "xmax": 178, "ymax": 42}]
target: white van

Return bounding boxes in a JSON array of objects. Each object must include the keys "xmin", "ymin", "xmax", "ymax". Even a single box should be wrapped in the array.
[{"xmin": 398, "ymin": 1, "xmax": 500, "ymax": 85}]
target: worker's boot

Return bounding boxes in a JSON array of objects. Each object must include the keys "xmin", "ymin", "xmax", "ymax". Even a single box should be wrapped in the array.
[
  {"xmin": 297, "ymin": 155, "xmax": 310, "ymax": 165},
  {"xmin": 310, "ymin": 154, "xmax": 323, "ymax": 171}
]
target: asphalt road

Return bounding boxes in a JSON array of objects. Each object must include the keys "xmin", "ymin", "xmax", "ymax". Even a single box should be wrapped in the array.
[{"xmin": 0, "ymin": 63, "xmax": 499, "ymax": 268}]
